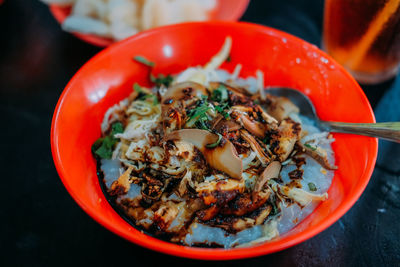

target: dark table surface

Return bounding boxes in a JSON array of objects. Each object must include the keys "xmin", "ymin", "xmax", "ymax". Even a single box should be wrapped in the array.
[{"xmin": 1, "ymin": 0, "xmax": 400, "ymax": 266}]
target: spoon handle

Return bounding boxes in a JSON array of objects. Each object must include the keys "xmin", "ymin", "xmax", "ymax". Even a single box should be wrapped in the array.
[{"xmin": 320, "ymin": 121, "xmax": 400, "ymax": 143}]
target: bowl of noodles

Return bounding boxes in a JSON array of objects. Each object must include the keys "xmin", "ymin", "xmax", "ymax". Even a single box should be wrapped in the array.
[
  {"xmin": 43, "ymin": 0, "xmax": 250, "ymax": 46},
  {"xmin": 51, "ymin": 22, "xmax": 377, "ymax": 259}
]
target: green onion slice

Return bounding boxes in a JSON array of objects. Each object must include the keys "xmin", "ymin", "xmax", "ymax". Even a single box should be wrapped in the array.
[
  {"xmin": 133, "ymin": 56, "xmax": 155, "ymax": 67},
  {"xmin": 304, "ymin": 143, "xmax": 317, "ymax": 151},
  {"xmin": 206, "ymin": 133, "xmax": 223, "ymax": 148}
]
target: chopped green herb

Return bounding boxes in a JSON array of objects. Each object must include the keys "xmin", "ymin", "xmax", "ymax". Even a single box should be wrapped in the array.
[
  {"xmin": 226, "ymin": 54, "xmax": 232, "ymax": 63},
  {"xmin": 253, "ymin": 99, "xmax": 260, "ymax": 105},
  {"xmin": 91, "ymin": 137, "xmax": 104, "ymax": 154},
  {"xmin": 206, "ymin": 133, "xmax": 223, "ymax": 148},
  {"xmin": 185, "ymin": 96, "xmax": 220, "ymax": 130},
  {"xmin": 304, "ymin": 143, "xmax": 317, "ymax": 151},
  {"xmin": 270, "ymin": 198, "xmax": 280, "ymax": 216},
  {"xmin": 196, "ymin": 117, "xmax": 211, "ymax": 130},
  {"xmin": 133, "ymin": 55, "xmax": 174, "ymax": 87},
  {"xmin": 133, "ymin": 56, "xmax": 155, "ymax": 67},
  {"xmin": 92, "ymin": 122, "xmax": 124, "ymax": 159},
  {"xmin": 111, "ymin": 122, "xmax": 124, "ymax": 135},
  {"xmin": 308, "ymin": 182, "xmax": 317, "ymax": 191},
  {"xmin": 262, "ymin": 135, "xmax": 270, "ymax": 144},
  {"xmin": 93, "ymin": 137, "xmax": 114, "ymax": 159},
  {"xmin": 210, "ymin": 84, "xmax": 231, "ymax": 120},
  {"xmin": 133, "ymin": 83, "xmax": 144, "ymax": 94},
  {"xmin": 211, "ymin": 84, "xmax": 229, "ymax": 103},
  {"xmin": 201, "ymin": 95, "xmax": 209, "ymax": 101},
  {"xmin": 186, "ymin": 105, "xmax": 212, "ymax": 128},
  {"xmin": 150, "ymin": 73, "xmax": 174, "ymax": 88},
  {"xmin": 140, "ymin": 94, "xmax": 152, "ymax": 100},
  {"xmin": 151, "ymin": 95, "xmax": 159, "ymax": 105},
  {"xmin": 187, "ymin": 104, "xmax": 211, "ymax": 118},
  {"xmin": 133, "ymin": 83, "xmax": 159, "ymax": 105},
  {"xmin": 141, "ymin": 94, "xmax": 159, "ymax": 105},
  {"xmin": 186, "ymin": 95, "xmax": 230, "ymax": 130},
  {"xmin": 215, "ymin": 104, "xmax": 230, "ymax": 119},
  {"xmin": 214, "ymin": 105, "xmax": 224, "ymax": 112}
]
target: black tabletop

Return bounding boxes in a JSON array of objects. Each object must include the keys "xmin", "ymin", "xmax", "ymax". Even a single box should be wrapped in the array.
[{"xmin": 1, "ymin": 0, "xmax": 399, "ymax": 266}]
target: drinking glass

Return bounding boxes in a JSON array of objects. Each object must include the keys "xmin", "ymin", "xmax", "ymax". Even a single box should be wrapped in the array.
[{"xmin": 323, "ymin": 0, "xmax": 400, "ymax": 84}]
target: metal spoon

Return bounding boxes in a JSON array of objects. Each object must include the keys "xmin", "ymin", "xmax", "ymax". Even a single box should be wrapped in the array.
[{"xmin": 267, "ymin": 87, "xmax": 400, "ymax": 143}]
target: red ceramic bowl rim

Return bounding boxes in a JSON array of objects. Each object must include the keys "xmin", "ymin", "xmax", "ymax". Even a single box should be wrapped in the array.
[
  {"xmin": 48, "ymin": 0, "xmax": 250, "ymax": 47},
  {"xmin": 51, "ymin": 21, "xmax": 378, "ymax": 260}
]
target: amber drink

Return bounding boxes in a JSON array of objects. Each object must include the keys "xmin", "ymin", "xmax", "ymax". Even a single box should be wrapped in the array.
[{"xmin": 323, "ymin": 0, "xmax": 400, "ymax": 84}]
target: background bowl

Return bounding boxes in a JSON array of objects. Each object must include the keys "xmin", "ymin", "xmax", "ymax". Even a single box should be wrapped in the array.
[
  {"xmin": 49, "ymin": 0, "xmax": 250, "ymax": 47},
  {"xmin": 51, "ymin": 22, "xmax": 377, "ymax": 260}
]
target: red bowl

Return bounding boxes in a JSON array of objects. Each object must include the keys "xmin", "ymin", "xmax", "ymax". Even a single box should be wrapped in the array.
[
  {"xmin": 49, "ymin": 0, "xmax": 250, "ymax": 47},
  {"xmin": 51, "ymin": 22, "xmax": 377, "ymax": 260}
]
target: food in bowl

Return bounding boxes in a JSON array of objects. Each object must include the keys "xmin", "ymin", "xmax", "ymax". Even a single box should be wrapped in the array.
[
  {"xmin": 92, "ymin": 37, "xmax": 337, "ymax": 248},
  {"xmin": 41, "ymin": 0, "xmax": 216, "ymax": 41},
  {"xmin": 51, "ymin": 22, "xmax": 378, "ymax": 258}
]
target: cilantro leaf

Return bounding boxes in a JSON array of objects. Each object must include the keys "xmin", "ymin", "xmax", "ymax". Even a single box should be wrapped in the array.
[
  {"xmin": 152, "ymin": 95, "xmax": 159, "ymax": 105},
  {"xmin": 150, "ymin": 73, "xmax": 174, "ymax": 88},
  {"xmin": 133, "ymin": 83, "xmax": 144, "ymax": 94},
  {"xmin": 215, "ymin": 102, "xmax": 230, "ymax": 119},
  {"xmin": 94, "ymin": 137, "xmax": 115, "ymax": 159},
  {"xmin": 111, "ymin": 122, "xmax": 124, "ymax": 135},
  {"xmin": 133, "ymin": 83, "xmax": 159, "ymax": 105},
  {"xmin": 186, "ymin": 105, "xmax": 212, "ymax": 128},
  {"xmin": 92, "ymin": 122, "xmax": 124, "ymax": 159},
  {"xmin": 211, "ymin": 84, "xmax": 228, "ymax": 103},
  {"xmin": 91, "ymin": 137, "xmax": 104, "ymax": 154},
  {"xmin": 195, "ymin": 116, "xmax": 211, "ymax": 130}
]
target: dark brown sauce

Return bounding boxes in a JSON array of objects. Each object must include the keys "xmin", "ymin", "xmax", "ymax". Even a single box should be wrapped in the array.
[{"xmin": 95, "ymin": 157, "xmax": 236, "ymax": 248}]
